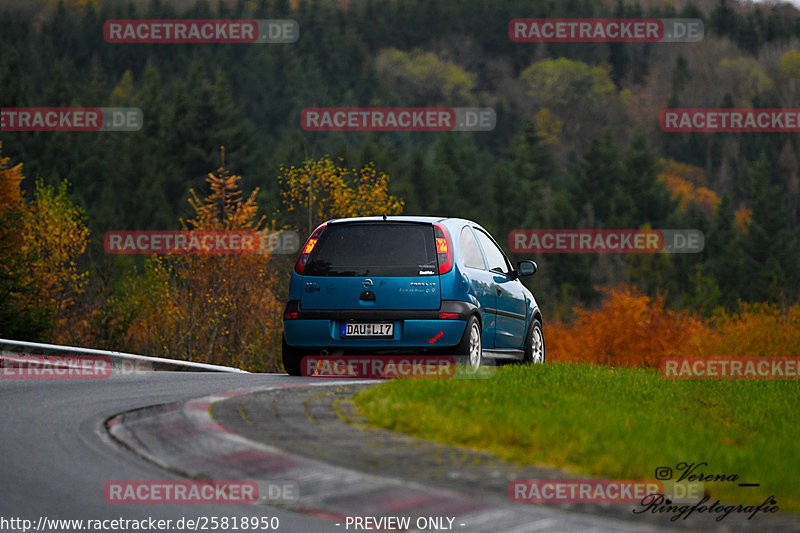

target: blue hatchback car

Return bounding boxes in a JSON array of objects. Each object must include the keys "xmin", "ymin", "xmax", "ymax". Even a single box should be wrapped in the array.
[{"xmin": 281, "ymin": 216, "xmax": 544, "ymax": 375}]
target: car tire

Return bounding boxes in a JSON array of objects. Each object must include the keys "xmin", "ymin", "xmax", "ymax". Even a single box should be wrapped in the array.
[
  {"xmin": 523, "ymin": 318, "xmax": 545, "ymax": 364},
  {"xmin": 454, "ymin": 315, "xmax": 483, "ymax": 370},
  {"xmin": 282, "ymin": 336, "xmax": 304, "ymax": 376}
]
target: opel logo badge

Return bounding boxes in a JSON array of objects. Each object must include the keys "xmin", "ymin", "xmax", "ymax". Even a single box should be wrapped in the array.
[{"xmin": 362, "ymin": 278, "xmax": 373, "ymax": 289}]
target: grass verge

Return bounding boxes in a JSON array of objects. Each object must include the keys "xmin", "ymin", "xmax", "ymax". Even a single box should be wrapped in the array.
[{"xmin": 354, "ymin": 363, "xmax": 800, "ymax": 511}]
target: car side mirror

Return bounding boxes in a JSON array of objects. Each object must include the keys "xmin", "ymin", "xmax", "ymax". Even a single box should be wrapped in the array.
[{"xmin": 517, "ymin": 260, "xmax": 537, "ymax": 277}]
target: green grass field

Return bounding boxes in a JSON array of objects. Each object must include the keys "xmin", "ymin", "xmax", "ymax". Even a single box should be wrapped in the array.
[{"xmin": 354, "ymin": 363, "xmax": 800, "ymax": 511}]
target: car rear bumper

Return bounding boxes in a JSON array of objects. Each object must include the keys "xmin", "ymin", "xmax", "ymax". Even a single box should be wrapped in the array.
[{"xmin": 282, "ymin": 300, "xmax": 475, "ymax": 352}]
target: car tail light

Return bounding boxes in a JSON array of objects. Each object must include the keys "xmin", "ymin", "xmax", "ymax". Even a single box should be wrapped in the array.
[
  {"xmin": 434, "ymin": 223, "xmax": 453, "ymax": 275},
  {"xmin": 284, "ymin": 311, "xmax": 300, "ymax": 320},
  {"xmin": 294, "ymin": 223, "xmax": 327, "ymax": 274},
  {"xmin": 439, "ymin": 312, "xmax": 459, "ymax": 320}
]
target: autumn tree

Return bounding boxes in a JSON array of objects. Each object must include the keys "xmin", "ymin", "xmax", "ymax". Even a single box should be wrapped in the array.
[
  {"xmin": 520, "ymin": 57, "xmax": 629, "ymax": 157},
  {"xmin": 279, "ymin": 157, "xmax": 404, "ymax": 236},
  {"xmin": 0, "ymin": 146, "xmax": 50, "ymax": 339},
  {"xmin": 658, "ymin": 160, "xmax": 720, "ymax": 217},
  {"xmin": 777, "ymin": 50, "xmax": 800, "ymax": 106},
  {"xmin": 374, "ymin": 48, "xmax": 476, "ymax": 106},
  {"xmin": 22, "ymin": 178, "xmax": 90, "ymax": 334},
  {"xmin": 117, "ymin": 151, "xmax": 284, "ymax": 371},
  {"xmin": 0, "ymin": 143, "xmax": 89, "ymax": 341},
  {"xmin": 112, "ymin": 155, "xmax": 405, "ymax": 371}
]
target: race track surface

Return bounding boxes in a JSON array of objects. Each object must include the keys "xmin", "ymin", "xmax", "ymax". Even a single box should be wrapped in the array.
[{"xmin": 2, "ymin": 373, "xmax": 797, "ymax": 533}]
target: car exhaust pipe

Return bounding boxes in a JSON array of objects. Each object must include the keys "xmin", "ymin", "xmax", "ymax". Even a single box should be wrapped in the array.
[{"xmin": 320, "ymin": 349, "xmax": 329, "ymax": 356}]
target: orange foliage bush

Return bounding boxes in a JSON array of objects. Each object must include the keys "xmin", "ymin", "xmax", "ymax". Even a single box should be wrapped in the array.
[
  {"xmin": 691, "ymin": 303, "xmax": 800, "ymax": 358},
  {"xmin": 548, "ymin": 286, "xmax": 800, "ymax": 366},
  {"xmin": 546, "ymin": 285, "xmax": 706, "ymax": 367}
]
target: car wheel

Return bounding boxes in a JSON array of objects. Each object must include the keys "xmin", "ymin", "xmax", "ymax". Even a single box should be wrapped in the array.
[
  {"xmin": 523, "ymin": 319, "xmax": 545, "ymax": 364},
  {"xmin": 282, "ymin": 336, "xmax": 304, "ymax": 376},
  {"xmin": 455, "ymin": 315, "xmax": 483, "ymax": 370}
]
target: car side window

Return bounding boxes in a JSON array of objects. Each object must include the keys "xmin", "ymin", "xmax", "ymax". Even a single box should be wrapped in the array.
[
  {"xmin": 460, "ymin": 227, "xmax": 485, "ymax": 270},
  {"xmin": 474, "ymin": 229, "xmax": 511, "ymax": 275}
]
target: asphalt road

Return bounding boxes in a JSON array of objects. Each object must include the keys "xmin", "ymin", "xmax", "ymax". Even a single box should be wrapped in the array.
[
  {"xmin": 0, "ymin": 373, "xmax": 350, "ymax": 533},
  {"xmin": 2, "ymin": 372, "xmax": 796, "ymax": 533},
  {"xmin": 0, "ymin": 372, "xmax": 658, "ymax": 533}
]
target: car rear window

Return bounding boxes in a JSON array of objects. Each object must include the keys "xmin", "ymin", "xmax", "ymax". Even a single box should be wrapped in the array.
[{"xmin": 304, "ymin": 223, "xmax": 438, "ymax": 277}]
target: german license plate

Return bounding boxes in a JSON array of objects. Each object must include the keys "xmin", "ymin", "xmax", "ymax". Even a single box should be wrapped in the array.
[{"xmin": 341, "ymin": 322, "xmax": 394, "ymax": 338}]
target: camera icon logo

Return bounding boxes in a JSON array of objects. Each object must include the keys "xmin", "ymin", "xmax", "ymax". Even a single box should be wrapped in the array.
[{"xmin": 655, "ymin": 467, "xmax": 673, "ymax": 480}]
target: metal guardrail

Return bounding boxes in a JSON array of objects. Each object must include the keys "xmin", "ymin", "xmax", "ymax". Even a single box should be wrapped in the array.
[{"xmin": 0, "ymin": 339, "xmax": 248, "ymax": 374}]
